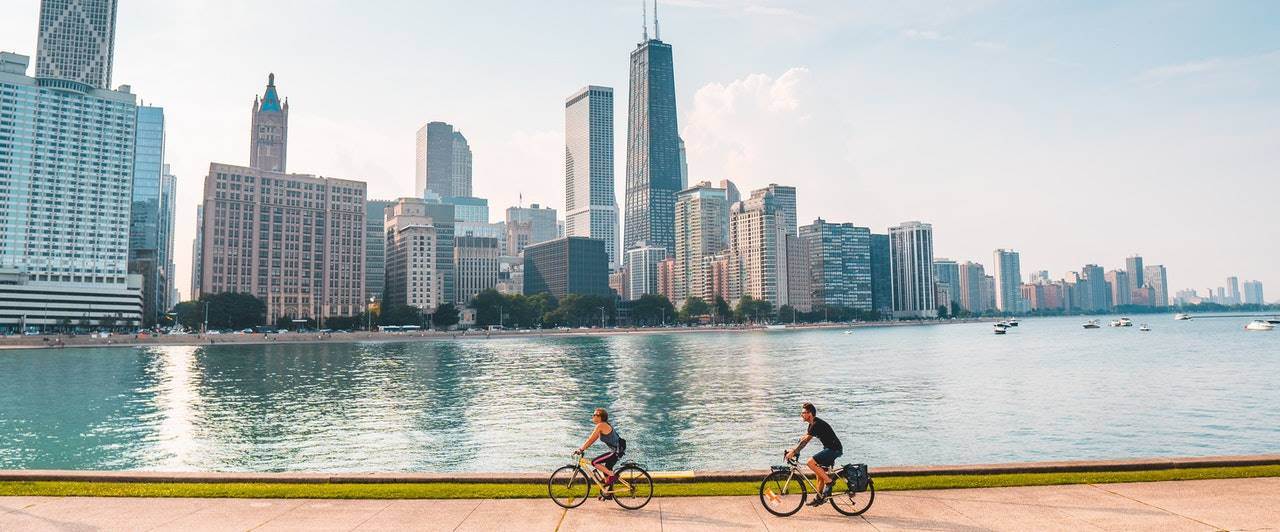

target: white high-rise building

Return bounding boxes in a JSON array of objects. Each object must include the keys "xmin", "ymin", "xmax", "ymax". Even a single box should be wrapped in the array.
[
  {"xmin": 728, "ymin": 188, "xmax": 790, "ymax": 308},
  {"xmin": 993, "ymin": 249, "xmax": 1022, "ymax": 313},
  {"xmin": 564, "ymin": 86, "xmax": 619, "ymax": 268},
  {"xmin": 1, "ymin": 50, "xmax": 143, "ymax": 330},
  {"xmin": 384, "ymin": 198, "xmax": 444, "ymax": 312},
  {"xmin": 35, "ymin": 0, "xmax": 118, "ymax": 90},
  {"xmin": 889, "ymin": 221, "xmax": 936, "ymax": 319},
  {"xmin": 625, "ymin": 242, "xmax": 668, "ymax": 300},
  {"xmin": 673, "ymin": 181, "xmax": 730, "ymax": 303}
]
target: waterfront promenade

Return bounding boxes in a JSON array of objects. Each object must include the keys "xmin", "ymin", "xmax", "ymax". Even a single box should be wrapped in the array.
[{"xmin": 3, "ymin": 477, "xmax": 1277, "ymax": 530}]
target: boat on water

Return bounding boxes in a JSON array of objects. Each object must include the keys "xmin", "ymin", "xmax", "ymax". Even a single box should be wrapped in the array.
[
  {"xmin": 1174, "ymin": 313, "xmax": 1192, "ymax": 321},
  {"xmin": 765, "ymin": 324, "xmax": 787, "ymax": 330},
  {"xmin": 993, "ymin": 323, "xmax": 1008, "ymax": 335},
  {"xmin": 842, "ymin": 330, "xmax": 854, "ymax": 335},
  {"xmin": 1139, "ymin": 324, "xmax": 1151, "ymax": 332},
  {"xmin": 1245, "ymin": 320, "xmax": 1275, "ymax": 331},
  {"xmin": 1110, "ymin": 317, "xmax": 1134, "ymax": 327},
  {"xmin": 1083, "ymin": 320, "xmax": 1101, "ymax": 329},
  {"xmin": 1006, "ymin": 318, "xmax": 1019, "ymax": 327},
  {"xmin": 1267, "ymin": 318, "xmax": 1280, "ymax": 325}
]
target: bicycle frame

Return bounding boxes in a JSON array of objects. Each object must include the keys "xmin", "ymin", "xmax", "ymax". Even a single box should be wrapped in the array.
[
  {"xmin": 766, "ymin": 460, "xmax": 845, "ymax": 501},
  {"xmin": 575, "ymin": 456, "xmax": 636, "ymax": 495}
]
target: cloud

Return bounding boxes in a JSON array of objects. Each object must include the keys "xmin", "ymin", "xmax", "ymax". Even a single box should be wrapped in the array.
[
  {"xmin": 1135, "ymin": 50, "xmax": 1280, "ymax": 84},
  {"xmin": 972, "ymin": 40, "xmax": 1005, "ymax": 51},
  {"xmin": 902, "ymin": 29, "xmax": 949, "ymax": 41}
]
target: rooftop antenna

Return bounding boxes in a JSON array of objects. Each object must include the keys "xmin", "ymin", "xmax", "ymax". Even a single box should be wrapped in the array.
[
  {"xmin": 654, "ymin": 0, "xmax": 660, "ymax": 40},
  {"xmin": 642, "ymin": 0, "xmax": 648, "ymax": 41}
]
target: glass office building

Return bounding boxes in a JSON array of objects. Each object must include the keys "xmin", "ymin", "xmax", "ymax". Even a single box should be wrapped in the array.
[{"xmin": 624, "ymin": 34, "xmax": 682, "ymax": 259}]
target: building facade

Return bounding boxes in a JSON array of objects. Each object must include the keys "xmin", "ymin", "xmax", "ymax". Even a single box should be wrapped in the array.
[
  {"xmin": 1144, "ymin": 265, "xmax": 1169, "ymax": 307},
  {"xmin": 199, "ymin": 164, "xmax": 366, "ymax": 322},
  {"xmin": 505, "ymin": 204, "xmax": 558, "ymax": 252},
  {"xmin": 415, "ymin": 121, "xmax": 471, "ymax": 199},
  {"xmin": 454, "ymin": 236, "xmax": 499, "ymax": 305},
  {"xmin": 993, "ymin": 249, "xmax": 1022, "ymax": 313},
  {"xmin": 727, "ymin": 188, "xmax": 790, "ymax": 307},
  {"xmin": 623, "ymin": 27, "xmax": 681, "ymax": 258},
  {"xmin": 444, "ymin": 196, "xmax": 488, "ymax": 223},
  {"xmin": 523, "ymin": 237, "xmax": 610, "ymax": 299},
  {"xmin": 128, "ymin": 106, "xmax": 169, "ymax": 325},
  {"xmin": 249, "ymin": 74, "xmax": 288, "ymax": 172},
  {"xmin": 869, "ymin": 233, "xmax": 892, "ymax": 315},
  {"xmin": 35, "ymin": 0, "xmax": 118, "ymax": 90},
  {"xmin": 1106, "ymin": 270, "xmax": 1131, "ymax": 307},
  {"xmin": 625, "ymin": 241, "xmax": 668, "ymax": 300},
  {"xmin": 1243, "ymin": 280, "xmax": 1265, "ymax": 305},
  {"xmin": 190, "ymin": 204, "xmax": 203, "ymax": 299},
  {"xmin": 564, "ymin": 85, "xmax": 619, "ymax": 268},
  {"xmin": 958, "ymin": 261, "xmax": 988, "ymax": 314},
  {"xmin": 383, "ymin": 198, "xmax": 442, "ymax": 312},
  {"xmin": 364, "ymin": 199, "xmax": 393, "ymax": 301},
  {"xmin": 785, "ymin": 234, "xmax": 812, "ymax": 312},
  {"xmin": 800, "ymin": 218, "xmax": 872, "ymax": 311},
  {"xmin": 0, "ymin": 51, "xmax": 142, "ymax": 329},
  {"xmin": 766, "ymin": 184, "xmax": 798, "ymax": 236},
  {"xmin": 933, "ymin": 258, "xmax": 960, "ymax": 312},
  {"xmin": 673, "ymin": 181, "xmax": 730, "ymax": 304},
  {"xmin": 889, "ymin": 221, "xmax": 936, "ymax": 319}
]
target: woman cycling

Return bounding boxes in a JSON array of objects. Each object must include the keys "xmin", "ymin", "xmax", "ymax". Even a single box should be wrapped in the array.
[{"xmin": 576, "ymin": 407, "xmax": 624, "ymax": 493}]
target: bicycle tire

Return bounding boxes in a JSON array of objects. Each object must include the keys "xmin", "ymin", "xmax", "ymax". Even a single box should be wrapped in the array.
[
  {"xmin": 611, "ymin": 464, "xmax": 654, "ymax": 510},
  {"xmin": 758, "ymin": 470, "xmax": 806, "ymax": 517},
  {"xmin": 548, "ymin": 465, "xmax": 591, "ymax": 508},
  {"xmin": 830, "ymin": 477, "xmax": 875, "ymax": 516}
]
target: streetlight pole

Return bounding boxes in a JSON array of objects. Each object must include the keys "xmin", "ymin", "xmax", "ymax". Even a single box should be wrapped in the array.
[
  {"xmin": 202, "ymin": 300, "xmax": 209, "ymax": 334},
  {"xmin": 599, "ymin": 306, "xmax": 606, "ymax": 329}
]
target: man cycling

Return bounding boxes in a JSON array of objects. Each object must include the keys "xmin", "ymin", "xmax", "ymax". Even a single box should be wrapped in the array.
[
  {"xmin": 576, "ymin": 407, "xmax": 624, "ymax": 497},
  {"xmin": 785, "ymin": 402, "xmax": 842, "ymax": 506}
]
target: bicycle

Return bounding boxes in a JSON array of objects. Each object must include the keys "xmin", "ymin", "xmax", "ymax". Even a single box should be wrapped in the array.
[
  {"xmin": 758, "ymin": 454, "xmax": 875, "ymax": 517},
  {"xmin": 547, "ymin": 451, "xmax": 654, "ymax": 510}
]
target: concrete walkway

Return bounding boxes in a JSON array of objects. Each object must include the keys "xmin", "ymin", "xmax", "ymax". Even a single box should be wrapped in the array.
[{"xmin": 3, "ymin": 477, "xmax": 1278, "ymax": 531}]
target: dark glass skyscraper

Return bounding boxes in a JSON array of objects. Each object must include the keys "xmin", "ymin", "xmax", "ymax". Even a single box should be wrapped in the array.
[{"xmin": 624, "ymin": 26, "xmax": 681, "ymax": 260}]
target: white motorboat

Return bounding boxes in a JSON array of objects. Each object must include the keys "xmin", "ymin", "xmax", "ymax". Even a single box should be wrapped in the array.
[
  {"xmin": 1174, "ymin": 313, "xmax": 1192, "ymax": 321},
  {"xmin": 1245, "ymin": 320, "xmax": 1274, "ymax": 331},
  {"xmin": 1267, "ymin": 318, "xmax": 1280, "ymax": 325},
  {"xmin": 1083, "ymin": 320, "xmax": 1101, "ymax": 329},
  {"xmin": 1139, "ymin": 324, "xmax": 1151, "ymax": 332},
  {"xmin": 1110, "ymin": 317, "xmax": 1134, "ymax": 327},
  {"xmin": 993, "ymin": 323, "xmax": 1008, "ymax": 335},
  {"xmin": 842, "ymin": 330, "xmax": 854, "ymax": 335},
  {"xmin": 1006, "ymin": 318, "xmax": 1019, "ymax": 327}
]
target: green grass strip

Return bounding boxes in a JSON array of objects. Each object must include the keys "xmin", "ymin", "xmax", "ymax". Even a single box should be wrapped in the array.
[{"xmin": 1, "ymin": 465, "xmax": 1276, "ymax": 500}]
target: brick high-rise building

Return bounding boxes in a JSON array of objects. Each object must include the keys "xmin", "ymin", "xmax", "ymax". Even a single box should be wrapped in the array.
[{"xmin": 199, "ymin": 164, "xmax": 365, "ymax": 322}]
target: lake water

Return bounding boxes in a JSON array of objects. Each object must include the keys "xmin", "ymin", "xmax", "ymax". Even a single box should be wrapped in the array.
[{"xmin": 1, "ymin": 315, "xmax": 1276, "ymax": 472}]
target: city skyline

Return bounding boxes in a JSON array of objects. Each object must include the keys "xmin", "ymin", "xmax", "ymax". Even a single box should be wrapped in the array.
[{"xmin": 2, "ymin": 1, "xmax": 1277, "ymax": 300}]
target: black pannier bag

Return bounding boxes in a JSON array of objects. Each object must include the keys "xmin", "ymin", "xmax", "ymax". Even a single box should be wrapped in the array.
[{"xmin": 844, "ymin": 463, "xmax": 870, "ymax": 492}]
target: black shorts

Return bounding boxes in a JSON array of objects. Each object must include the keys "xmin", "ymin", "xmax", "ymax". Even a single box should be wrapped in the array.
[
  {"xmin": 813, "ymin": 448, "xmax": 842, "ymax": 467},
  {"xmin": 592, "ymin": 451, "xmax": 619, "ymax": 470}
]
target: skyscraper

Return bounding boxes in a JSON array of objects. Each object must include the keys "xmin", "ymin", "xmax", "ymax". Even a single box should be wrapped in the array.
[
  {"xmin": 454, "ymin": 236, "xmax": 500, "ymax": 305},
  {"xmin": 1143, "ymin": 265, "xmax": 1168, "ymax": 307},
  {"xmin": 933, "ymin": 258, "xmax": 960, "ymax": 312},
  {"xmin": 673, "ymin": 181, "xmax": 730, "ymax": 303},
  {"xmin": 35, "ymin": 0, "xmax": 118, "ymax": 89},
  {"xmin": 505, "ymin": 204, "xmax": 558, "ymax": 252},
  {"xmin": 564, "ymin": 85, "xmax": 619, "ymax": 268},
  {"xmin": 451, "ymin": 132, "xmax": 472, "ymax": 197},
  {"xmin": 766, "ymin": 184, "xmax": 798, "ymax": 237},
  {"xmin": 623, "ymin": 7, "xmax": 681, "ymax": 258},
  {"xmin": 250, "ymin": 73, "xmax": 288, "ymax": 172},
  {"xmin": 383, "ymin": 198, "xmax": 444, "ymax": 312},
  {"xmin": 888, "ymin": 221, "xmax": 936, "ymax": 319},
  {"xmin": 785, "ymin": 235, "xmax": 812, "ymax": 312},
  {"xmin": 365, "ymin": 199, "xmax": 394, "ymax": 301},
  {"xmin": 1106, "ymin": 270, "xmax": 1131, "ymax": 307},
  {"xmin": 415, "ymin": 121, "xmax": 470, "ymax": 199},
  {"xmin": 1125, "ymin": 255, "xmax": 1144, "ymax": 295},
  {"xmin": 190, "ymin": 204, "xmax": 203, "ymax": 299},
  {"xmin": 1226, "ymin": 276, "xmax": 1241, "ymax": 305},
  {"xmin": 870, "ymin": 234, "xmax": 893, "ymax": 315},
  {"xmin": 128, "ymin": 106, "xmax": 168, "ymax": 325},
  {"xmin": 1080, "ymin": 264, "xmax": 1109, "ymax": 311},
  {"xmin": 523, "ymin": 237, "xmax": 611, "ymax": 299},
  {"xmin": 800, "ymin": 219, "xmax": 872, "ymax": 311},
  {"xmin": 1243, "ymin": 280, "xmax": 1265, "ymax": 305},
  {"xmin": 992, "ymin": 249, "xmax": 1022, "ymax": 313},
  {"xmin": 958, "ymin": 261, "xmax": 988, "ymax": 313},
  {"xmin": 159, "ymin": 166, "xmax": 177, "ymax": 310},
  {"xmin": 728, "ymin": 188, "xmax": 790, "ymax": 307},
  {"xmin": 0, "ymin": 50, "xmax": 143, "ymax": 330}
]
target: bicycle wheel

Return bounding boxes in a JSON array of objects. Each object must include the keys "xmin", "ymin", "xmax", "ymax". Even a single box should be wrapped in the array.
[
  {"xmin": 830, "ymin": 477, "xmax": 875, "ymax": 516},
  {"xmin": 611, "ymin": 464, "xmax": 654, "ymax": 510},
  {"xmin": 548, "ymin": 465, "xmax": 591, "ymax": 508},
  {"xmin": 758, "ymin": 470, "xmax": 806, "ymax": 517}
]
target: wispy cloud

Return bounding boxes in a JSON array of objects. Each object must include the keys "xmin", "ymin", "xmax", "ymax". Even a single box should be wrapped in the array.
[
  {"xmin": 902, "ymin": 28, "xmax": 949, "ymax": 41},
  {"xmin": 972, "ymin": 40, "xmax": 1005, "ymax": 51},
  {"xmin": 1135, "ymin": 50, "xmax": 1280, "ymax": 84}
]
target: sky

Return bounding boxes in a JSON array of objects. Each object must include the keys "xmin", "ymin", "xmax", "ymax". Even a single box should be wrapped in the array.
[{"xmin": 3, "ymin": 0, "xmax": 1278, "ymax": 301}]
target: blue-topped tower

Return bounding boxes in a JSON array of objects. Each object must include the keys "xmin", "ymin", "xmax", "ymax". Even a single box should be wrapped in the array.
[
  {"xmin": 623, "ymin": 0, "xmax": 681, "ymax": 260},
  {"xmin": 250, "ymin": 73, "xmax": 289, "ymax": 172}
]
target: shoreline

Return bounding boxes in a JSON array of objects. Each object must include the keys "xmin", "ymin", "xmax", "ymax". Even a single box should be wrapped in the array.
[
  {"xmin": 2, "ymin": 453, "xmax": 1277, "ymax": 484},
  {"xmin": 0, "ymin": 317, "xmax": 998, "ymax": 350}
]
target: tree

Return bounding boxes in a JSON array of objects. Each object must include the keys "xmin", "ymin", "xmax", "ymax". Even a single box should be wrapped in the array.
[
  {"xmin": 432, "ymin": 303, "xmax": 460, "ymax": 328},
  {"xmin": 679, "ymin": 297, "xmax": 711, "ymax": 323},
  {"xmin": 545, "ymin": 294, "xmax": 614, "ymax": 327},
  {"xmin": 379, "ymin": 304, "xmax": 423, "ymax": 326},
  {"xmin": 631, "ymin": 294, "xmax": 675, "ymax": 326},
  {"xmin": 199, "ymin": 292, "xmax": 266, "ymax": 330},
  {"xmin": 471, "ymin": 289, "xmax": 506, "ymax": 327},
  {"xmin": 173, "ymin": 301, "xmax": 203, "ymax": 330},
  {"xmin": 713, "ymin": 295, "xmax": 732, "ymax": 324},
  {"xmin": 735, "ymin": 296, "xmax": 774, "ymax": 324},
  {"xmin": 937, "ymin": 303, "xmax": 950, "ymax": 319}
]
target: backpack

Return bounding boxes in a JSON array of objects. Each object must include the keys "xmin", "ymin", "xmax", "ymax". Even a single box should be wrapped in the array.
[{"xmin": 616, "ymin": 437, "xmax": 627, "ymax": 456}]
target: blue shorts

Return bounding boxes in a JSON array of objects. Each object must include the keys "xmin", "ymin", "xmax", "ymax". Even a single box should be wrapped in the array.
[{"xmin": 813, "ymin": 448, "xmax": 842, "ymax": 467}]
